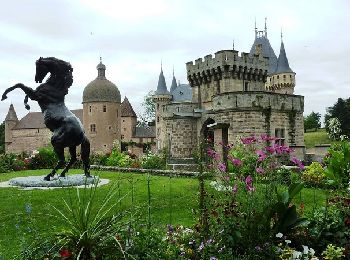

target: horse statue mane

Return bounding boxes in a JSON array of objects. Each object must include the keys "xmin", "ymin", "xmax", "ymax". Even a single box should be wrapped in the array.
[{"xmin": 1, "ymin": 57, "xmax": 91, "ymax": 181}]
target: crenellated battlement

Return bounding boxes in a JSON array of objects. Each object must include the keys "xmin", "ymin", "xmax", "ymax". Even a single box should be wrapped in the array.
[
  {"xmin": 186, "ymin": 49, "xmax": 269, "ymax": 88},
  {"xmin": 186, "ymin": 50, "xmax": 268, "ymax": 74}
]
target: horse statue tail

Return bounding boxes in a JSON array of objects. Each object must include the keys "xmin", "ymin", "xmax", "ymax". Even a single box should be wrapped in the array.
[{"xmin": 81, "ymin": 134, "xmax": 91, "ymax": 177}]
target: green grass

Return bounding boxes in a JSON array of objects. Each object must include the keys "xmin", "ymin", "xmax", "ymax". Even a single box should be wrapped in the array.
[
  {"xmin": 304, "ymin": 128, "xmax": 337, "ymax": 148},
  {"xmin": 0, "ymin": 170, "xmax": 330, "ymax": 259}
]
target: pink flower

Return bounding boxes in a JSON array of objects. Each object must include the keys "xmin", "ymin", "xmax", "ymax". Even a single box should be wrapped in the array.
[
  {"xmin": 256, "ymin": 167, "xmax": 265, "ymax": 174},
  {"xmin": 256, "ymin": 150, "xmax": 267, "ymax": 162},
  {"xmin": 245, "ymin": 175, "xmax": 255, "ymax": 192},
  {"xmin": 207, "ymin": 148, "xmax": 220, "ymax": 160},
  {"xmin": 230, "ymin": 157, "xmax": 243, "ymax": 167},
  {"xmin": 232, "ymin": 183, "xmax": 238, "ymax": 194},
  {"xmin": 241, "ymin": 136, "xmax": 257, "ymax": 145},
  {"xmin": 218, "ymin": 163, "xmax": 227, "ymax": 172},
  {"xmin": 291, "ymin": 156, "xmax": 305, "ymax": 170},
  {"xmin": 260, "ymin": 134, "xmax": 276, "ymax": 141},
  {"xmin": 265, "ymin": 146, "xmax": 275, "ymax": 154}
]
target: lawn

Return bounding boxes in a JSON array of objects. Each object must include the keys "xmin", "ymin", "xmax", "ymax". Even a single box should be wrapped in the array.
[
  {"xmin": 0, "ymin": 169, "xmax": 328, "ymax": 259},
  {"xmin": 304, "ymin": 128, "xmax": 336, "ymax": 148}
]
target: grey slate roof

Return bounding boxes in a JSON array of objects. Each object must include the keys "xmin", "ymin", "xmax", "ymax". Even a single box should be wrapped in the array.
[
  {"xmin": 274, "ymin": 41, "xmax": 294, "ymax": 74},
  {"xmin": 13, "ymin": 109, "xmax": 83, "ymax": 130},
  {"xmin": 83, "ymin": 61, "xmax": 121, "ymax": 103},
  {"xmin": 249, "ymin": 36, "xmax": 278, "ymax": 74},
  {"xmin": 5, "ymin": 104, "xmax": 18, "ymax": 121},
  {"xmin": 171, "ymin": 84, "xmax": 192, "ymax": 102},
  {"xmin": 170, "ymin": 75, "xmax": 177, "ymax": 92},
  {"xmin": 155, "ymin": 69, "xmax": 170, "ymax": 95},
  {"xmin": 121, "ymin": 97, "xmax": 137, "ymax": 117},
  {"xmin": 134, "ymin": 126, "xmax": 155, "ymax": 138}
]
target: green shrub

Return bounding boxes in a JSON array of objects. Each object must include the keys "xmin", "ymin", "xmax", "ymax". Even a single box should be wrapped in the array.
[
  {"xmin": 302, "ymin": 162, "xmax": 326, "ymax": 187},
  {"xmin": 140, "ymin": 153, "xmax": 166, "ymax": 170},
  {"xmin": 106, "ymin": 150, "xmax": 132, "ymax": 167},
  {"xmin": 90, "ymin": 153, "xmax": 109, "ymax": 166},
  {"xmin": 28, "ymin": 147, "xmax": 57, "ymax": 169},
  {"xmin": 0, "ymin": 153, "xmax": 27, "ymax": 172}
]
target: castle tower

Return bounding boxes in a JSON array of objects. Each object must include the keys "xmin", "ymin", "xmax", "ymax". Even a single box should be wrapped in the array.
[
  {"xmin": 153, "ymin": 66, "xmax": 172, "ymax": 151},
  {"xmin": 170, "ymin": 70, "xmax": 178, "ymax": 93},
  {"xmin": 121, "ymin": 97, "xmax": 137, "ymax": 141},
  {"xmin": 4, "ymin": 104, "xmax": 18, "ymax": 152},
  {"xmin": 82, "ymin": 58, "xmax": 121, "ymax": 153},
  {"xmin": 268, "ymin": 37, "xmax": 296, "ymax": 94}
]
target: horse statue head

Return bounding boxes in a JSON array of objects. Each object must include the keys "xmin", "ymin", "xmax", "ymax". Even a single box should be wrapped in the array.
[{"xmin": 35, "ymin": 57, "xmax": 73, "ymax": 89}]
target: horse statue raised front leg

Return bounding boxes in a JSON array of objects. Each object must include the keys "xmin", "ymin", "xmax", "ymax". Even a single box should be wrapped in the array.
[{"xmin": 1, "ymin": 57, "xmax": 91, "ymax": 181}]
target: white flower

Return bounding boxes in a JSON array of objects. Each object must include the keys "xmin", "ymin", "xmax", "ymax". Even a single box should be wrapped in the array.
[
  {"xmin": 285, "ymin": 239, "xmax": 291, "ymax": 244},
  {"xmin": 302, "ymin": 245, "xmax": 309, "ymax": 254},
  {"xmin": 309, "ymin": 248, "xmax": 315, "ymax": 256},
  {"xmin": 292, "ymin": 251, "xmax": 302, "ymax": 259},
  {"xmin": 276, "ymin": 232, "xmax": 283, "ymax": 238}
]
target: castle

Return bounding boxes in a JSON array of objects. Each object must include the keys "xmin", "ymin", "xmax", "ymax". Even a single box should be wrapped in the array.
[
  {"xmin": 153, "ymin": 24, "xmax": 304, "ymax": 162},
  {"xmin": 4, "ymin": 23, "xmax": 305, "ymax": 161},
  {"xmin": 4, "ymin": 60, "xmax": 156, "ymax": 156}
]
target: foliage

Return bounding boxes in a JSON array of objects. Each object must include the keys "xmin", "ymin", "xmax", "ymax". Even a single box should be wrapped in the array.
[
  {"xmin": 326, "ymin": 118, "xmax": 342, "ymax": 141},
  {"xmin": 302, "ymin": 162, "xmax": 327, "ymax": 187},
  {"xmin": 21, "ymin": 181, "xmax": 126, "ymax": 259},
  {"xmin": 140, "ymin": 152, "xmax": 166, "ymax": 169},
  {"xmin": 28, "ymin": 146, "xmax": 57, "ymax": 169},
  {"xmin": 321, "ymin": 244, "xmax": 345, "ymax": 259},
  {"xmin": 323, "ymin": 141, "xmax": 350, "ymax": 187},
  {"xmin": 304, "ymin": 111, "xmax": 321, "ymax": 132},
  {"xmin": 106, "ymin": 150, "xmax": 132, "ymax": 167},
  {"xmin": 138, "ymin": 90, "xmax": 155, "ymax": 127},
  {"xmin": 0, "ymin": 122, "xmax": 4, "ymax": 154},
  {"xmin": 0, "ymin": 153, "xmax": 27, "ymax": 172},
  {"xmin": 325, "ymin": 97, "xmax": 350, "ymax": 138},
  {"xmin": 90, "ymin": 152, "xmax": 109, "ymax": 166},
  {"xmin": 204, "ymin": 134, "xmax": 306, "ymax": 257}
]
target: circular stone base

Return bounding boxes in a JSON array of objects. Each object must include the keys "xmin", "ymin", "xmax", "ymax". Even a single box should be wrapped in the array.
[{"xmin": 9, "ymin": 175, "xmax": 99, "ymax": 188}]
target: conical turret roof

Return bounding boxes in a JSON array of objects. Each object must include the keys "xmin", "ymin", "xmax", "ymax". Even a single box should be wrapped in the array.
[
  {"xmin": 170, "ymin": 75, "xmax": 177, "ymax": 93},
  {"xmin": 155, "ymin": 68, "xmax": 170, "ymax": 95},
  {"xmin": 249, "ymin": 35, "xmax": 277, "ymax": 74},
  {"xmin": 274, "ymin": 41, "xmax": 294, "ymax": 74},
  {"xmin": 121, "ymin": 97, "xmax": 137, "ymax": 117},
  {"xmin": 5, "ymin": 104, "xmax": 18, "ymax": 121}
]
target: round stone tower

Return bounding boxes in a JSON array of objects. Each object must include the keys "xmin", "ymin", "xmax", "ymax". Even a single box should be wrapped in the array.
[
  {"xmin": 153, "ymin": 66, "xmax": 172, "ymax": 151},
  {"xmin": 82, "ymin": 58, "xmax": 121, "ymax": 153}
]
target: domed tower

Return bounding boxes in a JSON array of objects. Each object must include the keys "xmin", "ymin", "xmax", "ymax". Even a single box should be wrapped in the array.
[
  {"xmin": 268, "ymin": 35, "xmax": 296, "ymax": 94},
  {"xmin": 153, "ymin": 66, "xmax": 172, "ymax": 151},
  {"xmin": 82, "ymin": 58, "xmax": 121, "ymax": 153},
  {"xmin": 4, "ymin": 104, "xmax": 18, "ymax": 152}
]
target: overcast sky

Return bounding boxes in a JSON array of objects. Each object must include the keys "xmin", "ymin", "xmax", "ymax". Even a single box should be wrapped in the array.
[{"xmin": 0, "ymin": 0, "xmax": 349, "ymax": 124}]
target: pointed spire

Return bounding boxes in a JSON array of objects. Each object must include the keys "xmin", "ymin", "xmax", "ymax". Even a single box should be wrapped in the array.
[
  {"xmin": 96, "ymin": 57, "xmax": 106, "ymax": 79},
  {"xmin": 264, "ymin": 17, "xmax": 267, "ymax": 37},
  {"xmin": 121, "ymin": 97, "xmax": 137, "ymax": 117},
  {"xmin": 155, "ymin": 65, "xmax": 170, "ymax": 95},
  {"xmin": 5, "ymin": 104, "xmax": 18, "ymax": 121},
  {"xmin": 281, "ymin": 28, "xmax": 283, "ymax": 42},
  {"xmin": 170, "ymin": 67, "xmax": 177, "ymax": 93},
  {"xmin": 232, "ymin": 39, "xmax": 235, "ymax": 50},
  {"xmin": 255, "ymin": 18, "xmax": 257, "ymax": 39},
  {"xmin": 275, "ymin": 38, "xmax": 294, "ymax": 74}
]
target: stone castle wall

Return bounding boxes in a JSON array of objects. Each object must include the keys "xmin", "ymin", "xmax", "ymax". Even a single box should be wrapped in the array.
[{"xmin": 7, "ymin": 128, "xmax": 51, "ymax": 153}]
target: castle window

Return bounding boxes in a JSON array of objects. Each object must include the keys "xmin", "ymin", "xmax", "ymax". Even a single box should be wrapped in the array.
[
  {"xmin": 157, "ymin": 116, "xmax": 160, "ymax": 123},
  {"xmin": 157, "ymin": 104, "xmax": 160, "ymax": 109},
  {"xmin": 89, "ymin": 106, "xmax": 92, "ymax": 113},
  {"xmin": 163, "ymin": 106, "xmax": 165, "ymax": 112},
  {"xmin": 177, "ymin": 107, "xmax": 180, "ymax": 112},
  {"xmin": 109, "ymin": 126, "xmax": 112, "ymax": 130},
  {"xmin": 103, "ymin": 105, "xmax": 107, "ymax": 112},
  {"xmin": 123, "ymin": 119, "xmax": 125, "ymax": 122},
  {"xmin": 121, "ymin": 135, "xmax": 125, "ymax": 139},
  {"xmin": 275, "ymin": 128, "xmax": 285, "ymax": 146},
  {"xmin": 290, "ymin": 75, "xmax": 292, "ymax": 79},
  {"xmin": 277, "ymin": 75, "xmax": 280, "ymax": 79},
  {"xmin": 90, "ymin": 124, "xmax": 96, "ymax": 133},
  {"xmin": 244, "ymin": 82, "xmax": 249, "ymax": 92},
  {"xmin": 37, "ymin": 129, "xmax": 39, "ymax": 133}
]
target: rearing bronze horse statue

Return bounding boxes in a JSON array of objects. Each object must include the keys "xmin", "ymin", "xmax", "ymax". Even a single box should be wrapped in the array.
[{"xmin": 1, "ymin": 57, "xmax": 91, "ymax": 181}]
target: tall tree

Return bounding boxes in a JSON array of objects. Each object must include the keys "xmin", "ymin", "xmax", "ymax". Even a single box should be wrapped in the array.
[
  {"xmin": 304, "ymin": 111, "xmax": 321, "ymax": 132},
  {"xmin": 325, "ymin": 97, "xmax": 350, "ymax": 137},
  {"xmin": 0, "ymin": 122, "xmax": 4, "ymax": 154},
  {"xmin": 137, "ymin": 90, "xmax": 155, "ymax": 127}
]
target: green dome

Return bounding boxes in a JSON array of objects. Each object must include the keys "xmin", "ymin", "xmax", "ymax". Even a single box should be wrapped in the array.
[{"xmin": 82, "ymin": 60, "xmax": 121, "ymax": 103}]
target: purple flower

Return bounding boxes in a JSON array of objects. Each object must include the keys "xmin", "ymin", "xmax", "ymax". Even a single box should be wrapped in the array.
[
  {"xmin": 245, "ymin": 175, "xmax": 255, "ymax": 192},
  {"xmin": 198, "ymin": 241, "xmax": 205, "ymax": 251},
  {"xmin": 256, "ymin": 167, "xmax": 265, "ymax": 174},
  {"xmin": 230, "ymin": 157, "xmax": 243, "ymax": 167},
  {"xmin": 241, "ymin": 136, "xmax": 257, "ymax": 145},
  {"xmin": 291, "ymin": 156, "xmax": 305, "ymax": 170},
  {"xmin": 256, "ymin": 150, "xmax": 267, "ymax": 161},
  {"xmin": 218, "ymin": 162, "xmax": 227, "ymax": 172},
  {"xmin": 260, "ymin": 134, "xmax": 276, "ymax": 141},
  {"xmin": 167, "ymin": 224, "xmax": 174, "ymax": 233},
  {"xmin": 232, "ymin": 183, "xmax": 238, "ymax": 194},
  {"xmin": 265, "ymin": 146, "xmax": 275, "ymax": 154},
  {"xmin": 210, "ymin": 257, "xmax": 218, "ymax": 260}
]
